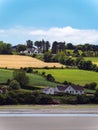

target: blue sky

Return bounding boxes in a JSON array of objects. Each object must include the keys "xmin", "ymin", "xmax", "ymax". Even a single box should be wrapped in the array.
[{"xmin": 0, "ymin": 0, "xmax": 98, "ymax": 44}]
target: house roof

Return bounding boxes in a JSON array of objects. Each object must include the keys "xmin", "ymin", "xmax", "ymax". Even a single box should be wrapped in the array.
[
  {"xmin": 56, "ymin": 86, "xmax": 68, "ymax": 91},
  {"xmin": 42, "ymin": 87, "xmax": 52, "ymax": 91},
  {"xmin": 72, "ymin": 85, "xmax": 84, "ymax": 91},
  {"xmin": 56, "ymin": 85, "xmax": 84, "ymax": 91}
]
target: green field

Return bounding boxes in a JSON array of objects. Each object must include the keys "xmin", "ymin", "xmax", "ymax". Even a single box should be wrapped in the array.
[
  {"xmin": 84, "ymin": 57, "xmax": 98, "ymax": 62},
  {"xmin": 0, "ymin": 68, "xmax": 98, "ymax": 88},
  {"xmin": 0, "ymin": 69, "xmax": 56, "ymax": 88},
  {"xmin": 37, "ymin": 69, "xmax": 98, "ymax": 87}
]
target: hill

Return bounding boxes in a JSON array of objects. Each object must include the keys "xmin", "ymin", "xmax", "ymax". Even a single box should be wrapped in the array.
[
  {"xmin": 84, "ymin": 57, "xmax": 98, "ymax": 66},
  {"xmin": 0, "ymin": 69, "xmax": 56, "ymax": 87},
  {"xmin": 37, "ymin": 69, "xmax": 98, "ymax": 87}
]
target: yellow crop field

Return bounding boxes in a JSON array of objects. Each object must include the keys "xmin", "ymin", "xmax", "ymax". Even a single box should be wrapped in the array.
[
  {"xmin": 93, "ymin": 62, "xmax": 98, "ymax": 66},
  {"xmin": 0, "ymin": 55, "xmax": 64, "ymax": 69}
]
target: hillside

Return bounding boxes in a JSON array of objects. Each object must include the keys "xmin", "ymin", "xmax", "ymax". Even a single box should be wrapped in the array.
[
  {"xmin": 37, "ymin": 69, "xmax": 98, "ymax": 87},
  {"xmin": 0, "ymin": 69, "xmax": 56, "ymax": 87},
  {"xmin": 84, "ymin": 57, "xmax": 98, "ymax": 66},
  {"xmin": 0, "ymin": 55, "xmax": 64, "ymax": 69}
]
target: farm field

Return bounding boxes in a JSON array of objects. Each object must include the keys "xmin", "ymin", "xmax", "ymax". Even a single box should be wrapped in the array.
[
  {"xmin": 37, "ymin": 69, "xmax": 98, "ymax": 87},
  {"xmin": 0, "ymin": 69, "xmax": 56, "ymax": 87},
  {"xmin": 0, "ymin": 55, "xmax": 64, "ymax": 69},
  {"xmin": 84, "ymin": 57, "xmax": 98, "ymax": 66}
]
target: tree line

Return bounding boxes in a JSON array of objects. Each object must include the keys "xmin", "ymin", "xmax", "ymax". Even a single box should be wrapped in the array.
[{"xmin": 1, "ymin": 40, "xmax": 98, "ymax": 56}]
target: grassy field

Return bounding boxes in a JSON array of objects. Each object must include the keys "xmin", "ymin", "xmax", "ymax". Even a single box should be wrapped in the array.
[
  {"xmin": 84, "ymin": 57, "xmax": 98, "ymax": 62},
  {"xmin": 0, "ymin": 69, "xmax": 56, "ymax": 87},
  {"xmin": 37, "ymin": 69, "xmax": 98, "ymax": 87},
  {"xmin": 84, "ymin": 57, "xmax": 98, "ymax": 66},
  {"xmin": 0, "ymin": 55, "xmax": 64, "ymax": 69}
]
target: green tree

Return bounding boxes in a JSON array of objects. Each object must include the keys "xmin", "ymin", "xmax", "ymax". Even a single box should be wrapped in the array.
[
  {"xmin": 16, "ymin": 44, "xmax": 26, "ymax": 52},
  {"xmin": 13, "ymin": 70, "xmax": 29, "ymax": 87},
  {"xmin": 43, "ymin": 52, "xmax": 52, "ymax": 62},
  {"xmin": 51, "ymin": 41, "xmax": 58, "ymax": 54},
  {"xmin": 10, "ymin": 80, "xmax": 21, "ymax": 90},
  {"xmin": 26, "ymin": 40, "xmax": 33, "ymax": 48},
  {"xmin": 66, "ymin": 43, "xmax": 75, "ymax": 50},
  {"xmin": 46, "ymin": 74, "xmax": 55, "ymax": 82},
  {"xmin": 0, "ymin": 41, "xmax": 12, "ymax": 54},
  {"xmin": 78, "ymin": 60, "xmax": 93, "ymax": 70}
]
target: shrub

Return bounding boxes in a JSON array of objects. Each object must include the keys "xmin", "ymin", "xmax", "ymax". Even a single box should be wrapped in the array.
[
  {"xmin": 13, "ymin": 70, "xmax": 29, "ymax": 87},
  {"xmin": 84, "ymin": 82, "xmax": 97, "ymax": 90},
  {"xmin": 36, "ymin": 94, "xmax": 53, "ymax": 104},
  {"xmin": 46, "ymin": 74, "xmax": 55, "ymax": 82},
  {"xmin": 10, "ymin": 80, "xmax": 21, "ymax": 90}
]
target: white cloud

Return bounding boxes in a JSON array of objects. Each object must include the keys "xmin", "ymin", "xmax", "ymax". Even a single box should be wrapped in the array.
[{"xmin": 0, "ymin": 26, "xmax": 98, "ymax": 45}]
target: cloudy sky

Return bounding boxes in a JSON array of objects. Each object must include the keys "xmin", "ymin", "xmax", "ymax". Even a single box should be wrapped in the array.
[{"xmin": 0, "ymin": 0, "xmax": 98, "ymax": 45}]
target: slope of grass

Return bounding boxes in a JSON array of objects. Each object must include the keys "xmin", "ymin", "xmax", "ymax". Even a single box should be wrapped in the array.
[
  {"xmin": 84, "ymin": 57, "xmax": 98, "ymax": 66},
  {"xmin": 0, "ymin": 69, "xmax": 13, "ymax": 83},
  {"xmin": 84, "ymin": 57, "xmax": 98, "ymax": 62},
  {"xmin": 0, "ymin": 69, "xmax": 56, "ymax": 87},
  {"xmin": 37, "ymin": 69, "xmax": 98, "ymax": 87}
]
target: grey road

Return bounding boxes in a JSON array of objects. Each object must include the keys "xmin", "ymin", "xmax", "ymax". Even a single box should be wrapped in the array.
[{"xmin": 0, "ymin": 116, "xmax": 98, "ymax": 130}]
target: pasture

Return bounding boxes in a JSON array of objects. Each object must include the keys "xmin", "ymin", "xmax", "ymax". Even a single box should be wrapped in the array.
[
  {"xmin": 0, "ymin": 69, "xmax": 56, "ymax": 87},
  {"xmin": 37, "ymin": 69, "xmax": 98, "ymax": 87},
  {"xmin": 0, "ymin": 55, "xmax": 64, "ymax": 69},
  {"xmin": 84, "ymin": 57, "xmax": 98, "ymax": 66}
]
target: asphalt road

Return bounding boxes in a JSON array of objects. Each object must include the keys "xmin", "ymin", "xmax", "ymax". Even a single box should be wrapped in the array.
[{"xmin": 0, "ymin": 116, "xmax": 98, "ymax": 130}]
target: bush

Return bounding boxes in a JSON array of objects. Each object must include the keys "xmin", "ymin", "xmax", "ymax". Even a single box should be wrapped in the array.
[
  {"xmin": 84, "ymin": 82, "xmax": 97, "ymax": 90},
  {"xmin": 36, "ymin": 94, "xmax": 53, "ymax": 104},
  {"xmin": 13, "ymin": 70, "xmax": 29, "ymax": 87},
  {"xmin": 46, "ymin": 74, "xmax": 55, "ymax": 82},
  {"xmin": 10, "ymin": 80, "xmax": 21, "ymax": 90}
]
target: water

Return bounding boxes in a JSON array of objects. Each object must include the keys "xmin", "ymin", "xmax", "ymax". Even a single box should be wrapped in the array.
[{"xmin": 0, "ymin": 113, "xmax": 98, "ymax": 117}]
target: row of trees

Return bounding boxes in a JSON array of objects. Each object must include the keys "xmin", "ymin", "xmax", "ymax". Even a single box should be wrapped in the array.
[
  {"xmin": 16, "ymin": 40, "xmax": 98, "ymax": 57},
  {"xmin": 43, "ymin": 51, "xmax": 98, "ymax": 72},
  {"xmin": 0, "ymin": 40, "xmax": 98, "ymax": 56}
]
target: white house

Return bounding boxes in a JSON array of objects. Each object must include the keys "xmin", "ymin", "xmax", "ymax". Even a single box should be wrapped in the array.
[
  {"xmin": 20, "ymin": 46, "xmax": 42, "ymax": 55},
  {"xmin": 42, "ymin": 87, "xmax": 54, "ymax": 95},
  {"xmin": 55, "ymin": 85, "xmax": 84, "ymax": 95},
  {"xmin": 42, "ymin": 85, "xmax": 84, "ymax": 95}
]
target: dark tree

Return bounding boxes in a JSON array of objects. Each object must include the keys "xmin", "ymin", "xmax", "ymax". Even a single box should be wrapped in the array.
[
  {"xmin": 0, "ymin": 41, "xmax": 12, "ymax": 54},
  {"xmin": 43, "ymin": 52, "xmax": 52, "ymax": 62},
  {"xmin": 52, "ymin": 41, "xmax": 59, "ymax": 54},
  {"xmin": 16, "ymin": 44, "xmax": 26, "ymax": 52},
  {"xmin": 26, "ymin": 40, "xmax": 33, "ymax": 48},
  {"xmin": 66, "ymin": 43, "xmax": 75, "ymax": 50},
  {"xmin": 34, "ymin": 40, "xmax": 50, "ymax": 53},
  {"xmin": 46, "ymin": 74, "xmax": 55, "ymax": 82}
]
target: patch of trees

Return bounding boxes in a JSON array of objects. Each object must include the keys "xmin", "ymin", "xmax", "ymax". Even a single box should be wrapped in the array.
[
  {"xmin": 0, "ymin": 41, "xmax": 12, "ymax": 54},
  {"xmin": 1, "ymin": 39, "xmax": 98, "ymax": 56},
  {"xmin": 43, "ymin": 51, "xmax": 98, "ymax": 72},
  {"xmin": 84, "ymin": 82, "xmax": 97, "ymax": 90},
  {"xmin": 34, "ymin": 40, "xmax": 50, "ymax": 53},
  {"xmin": 16, "ymin": 44, "xmax": 26, "ymax": 52},
  {"xmin": 0, "ymin": 91, "xmax": 53, "ymax": 105}
]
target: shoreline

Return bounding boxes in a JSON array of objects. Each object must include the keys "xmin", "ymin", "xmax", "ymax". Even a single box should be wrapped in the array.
[{"xmin": 0, "ymin": 105, "xmax": 98, "ymax": 114}]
